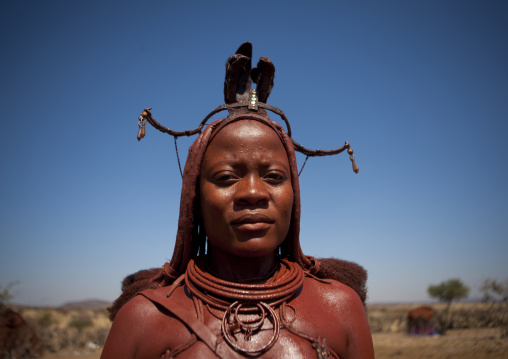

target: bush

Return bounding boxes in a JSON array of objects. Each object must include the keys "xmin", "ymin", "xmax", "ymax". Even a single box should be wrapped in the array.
[
  {"xmin": 68, "ymin": 316, "xmax": 93, "ymax": 331},
  {"xmin": 36, "ymin": 311, "xmax": 56, "ymax": 328}
]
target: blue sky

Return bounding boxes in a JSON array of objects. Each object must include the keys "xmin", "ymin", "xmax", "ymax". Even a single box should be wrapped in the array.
[{"xmin": 1, "ymin": 0, "xmax": 507, "ymax": 306}]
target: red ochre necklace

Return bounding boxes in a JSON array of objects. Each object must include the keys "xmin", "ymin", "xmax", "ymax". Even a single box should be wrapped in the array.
[{"xmin": 185, "ymin": 258, "xmax": 304, "ymax": 355}]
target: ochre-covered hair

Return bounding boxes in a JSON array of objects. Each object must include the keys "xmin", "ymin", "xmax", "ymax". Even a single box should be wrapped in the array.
[{"xmin": 108, "ymin": 43, "xmax": 367, "ymax": 320}]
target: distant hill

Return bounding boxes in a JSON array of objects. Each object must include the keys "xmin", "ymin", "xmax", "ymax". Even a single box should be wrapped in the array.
[{"xmin": 59, "ymin": 299, "xmax": 111, "ymax": 311}]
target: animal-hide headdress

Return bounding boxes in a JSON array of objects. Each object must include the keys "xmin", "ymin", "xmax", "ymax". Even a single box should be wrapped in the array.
[{"xmin": 108, "ymin": 43, "xmax": 366, "ymax": 320}]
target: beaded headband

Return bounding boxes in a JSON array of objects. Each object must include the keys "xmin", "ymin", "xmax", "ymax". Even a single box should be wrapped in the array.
[{"xmin": 136, "ymin": 43, "xmax": 359, "ymax": 177}]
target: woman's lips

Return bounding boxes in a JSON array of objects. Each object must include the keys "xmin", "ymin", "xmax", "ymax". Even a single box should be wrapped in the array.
[{"xmin": 231, "ymin": 213, "xmax": 274, "ymax": 232}]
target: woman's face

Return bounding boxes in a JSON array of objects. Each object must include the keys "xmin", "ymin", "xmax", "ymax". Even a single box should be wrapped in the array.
[{"xmin": 199, "ymin": 120, "xmax": 293, "ymax": 258}]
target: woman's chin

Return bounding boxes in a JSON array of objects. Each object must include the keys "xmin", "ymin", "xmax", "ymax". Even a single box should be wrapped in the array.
[{"xmin": 212, "ymin": 243, "xmax": 279, "ymax": 259}]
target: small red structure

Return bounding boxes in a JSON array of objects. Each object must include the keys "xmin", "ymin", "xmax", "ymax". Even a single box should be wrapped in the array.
[
  {"xmin": 407, "ymin": 306, "xmax": 438, "ymax": 335},
  {"xmin": 0, "ymin": 308, "xmax": 44, "ymax": 358}
]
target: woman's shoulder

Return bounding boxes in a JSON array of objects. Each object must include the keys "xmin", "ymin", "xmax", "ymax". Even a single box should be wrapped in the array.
[
  {"xmin": 313, "ymin": 257, "xmax": 368, "ymax": 305},
  {"xmin": 293, "ymin": 277, "xmax": 373, "ymax": 358},
  {"xmin": 102, "ymin": 287, "xmax": 194, "ymax": 359},
  {"xmin": 114, "ymin": 290, "xmax": 162, "ymax": 323},
  {"xmin": 117, "ymin": 286, "xmax": 194, "ymax": 330},
  {"xmin": 301, "ymin": 276, "xmax": 365, "ymax": 315}
]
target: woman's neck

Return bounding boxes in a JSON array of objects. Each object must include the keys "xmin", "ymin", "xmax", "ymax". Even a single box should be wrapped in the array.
[{"xmin": 206, "ymin": 249, "xmax": 278, "ymax": 283}]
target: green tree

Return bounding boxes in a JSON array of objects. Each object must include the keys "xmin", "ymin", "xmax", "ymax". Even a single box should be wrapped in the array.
[
  {"xmin": 428, "ymin": 278, "xmax": 470, "ymax": 309},
  {"xmin": 480, "ymin": 278, "xmax": 508, "ymax": 338},
  {"xmin": 0, "ymin": 280, "xmax": 19, "ymax": 310},
  {"xmin": 428, "ymin": 278, "xmax": 470, "ymax": 332},
  {"xmin": 480, "ymin": 278, "xmax": 508, "ymax": 304}
]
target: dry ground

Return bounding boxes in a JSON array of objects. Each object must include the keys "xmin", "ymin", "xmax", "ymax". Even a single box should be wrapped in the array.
[
  {"xmin": 373, "ymin": 328, "xmax": 507, "ymax": 359},
  {"xmin": 41, "ymin": 328, "xmax": 507, "ymax": 359},
  {"xmin": 42, "ymin": 349, "xmax": 102, "ymax": 359}
]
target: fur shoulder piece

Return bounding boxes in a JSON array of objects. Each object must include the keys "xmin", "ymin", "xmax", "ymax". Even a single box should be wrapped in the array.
[{"xmin": 314, "ymin": 257, "xmax": 368, "ymax": 305}]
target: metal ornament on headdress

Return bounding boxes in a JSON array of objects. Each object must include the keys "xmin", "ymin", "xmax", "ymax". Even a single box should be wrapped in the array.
[
  {"xmin": 136, "ymin": 42, "xmax": 359, "ymax": 176},
  {"xmin": 248, "ymin": 89, "xmax": 259, "ymax": 111}
]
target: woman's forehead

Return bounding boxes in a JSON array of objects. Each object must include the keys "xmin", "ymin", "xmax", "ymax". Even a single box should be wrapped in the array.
[
  {"xmin": 209, "ymin": 119, "xmax": 284, "ymax": 150},
  {"xmin": 200, "ymin": 120, "xmax": 290, "ymax": 170},
  {"xmin": 221, "ymin": 119, "xmax": 273, "ymax": 136}
]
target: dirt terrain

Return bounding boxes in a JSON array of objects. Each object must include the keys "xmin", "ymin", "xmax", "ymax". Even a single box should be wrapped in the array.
[
  {"xmin": 369, "ymin": 302, "xmax": 508, "ymax": 358},
  {"xmin": 42, "ymin": 350, "xmax": 102, "ymax": 359},
  {"xmin": 40, "ymin": 328, "xmax": 507, "ymax": 359},
  {"xmin": 373, "ymin": 328, "xmax": 507, "ymax": 358}
]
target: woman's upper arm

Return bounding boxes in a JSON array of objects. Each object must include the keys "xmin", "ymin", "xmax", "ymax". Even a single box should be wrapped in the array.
[{"xmin": 341, "ymin": 287, "xmax": 374, "ymax": 359}]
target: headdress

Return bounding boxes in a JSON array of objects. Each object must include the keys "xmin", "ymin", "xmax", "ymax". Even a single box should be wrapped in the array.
[{"xmin": 137, "ymin": 42, "xmax": 359, "ymax": 176}]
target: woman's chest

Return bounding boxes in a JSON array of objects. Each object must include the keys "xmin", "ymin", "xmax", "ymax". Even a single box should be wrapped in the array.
[
  {"xmin": 145, "ymin": 304, "xmax": 342, "ymax": 358},
  {"xmin": 168, "ymin": 328, "xmax": 330, "ymax": 359},
  {"xmin": 135, "ymin": 283, "xmax": 347, "ymax": 358}
]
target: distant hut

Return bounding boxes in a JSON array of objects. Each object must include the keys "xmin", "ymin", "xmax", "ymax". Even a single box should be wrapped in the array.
[
  {"xmin": 0, "ymin": 307, "xmax": 44, "ymax": 357},
  {"xmin": 407, "ymin": 306, "xmax": 438, "ymax": 335}
]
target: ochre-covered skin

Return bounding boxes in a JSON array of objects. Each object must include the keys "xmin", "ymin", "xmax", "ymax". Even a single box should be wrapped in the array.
[{"xmin": 102, "ymin": 121, "xmax": 374, "ymax": 358}]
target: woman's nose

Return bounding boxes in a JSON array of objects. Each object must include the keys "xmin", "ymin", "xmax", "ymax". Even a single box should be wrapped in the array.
[{"xmin": 233, "ymin": 175, "xmax": 269, "ymax": 207}]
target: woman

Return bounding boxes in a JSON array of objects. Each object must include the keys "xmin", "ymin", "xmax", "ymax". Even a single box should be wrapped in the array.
[{"xmin": 102, "ymin": 43, "xmax": 374, "ymax": 358}]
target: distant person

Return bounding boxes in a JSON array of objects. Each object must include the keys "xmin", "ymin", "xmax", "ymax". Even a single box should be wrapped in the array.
[{"xmin": 102, "ymin": 43, "xmax": 373, "ymax": 359}]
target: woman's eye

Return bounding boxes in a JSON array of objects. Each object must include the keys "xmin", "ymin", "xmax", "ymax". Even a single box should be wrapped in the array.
[
  {"xmin": 264, "ymin": 172, "xmax": 287, "ymax": 183},
  {"xmin": 214, "ymin": 173, "xmax": 238, "ymax": 183}
]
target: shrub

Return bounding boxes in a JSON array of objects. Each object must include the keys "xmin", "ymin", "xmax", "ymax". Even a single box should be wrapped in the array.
[
  {"xmin": 36, "ymin": 311, "xmax": 56, "ymax": 328},
  {"xmin": 68, "ymin": 316, "xmax": 93, "ymax": 331}
]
